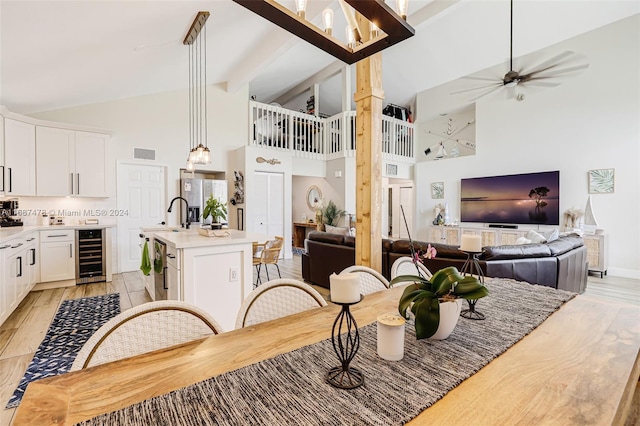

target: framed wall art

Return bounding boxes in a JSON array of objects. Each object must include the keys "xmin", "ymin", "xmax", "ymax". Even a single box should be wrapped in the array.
[
  {"xmin": 431, "ymin": 182, "xmax": 444, "ymax": 199},
  {"xmin": 588, "ymin": 169, "xmax": 615, "ymax": 194}
]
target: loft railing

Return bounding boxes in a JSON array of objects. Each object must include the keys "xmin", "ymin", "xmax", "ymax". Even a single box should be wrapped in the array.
[{"xmin": 249, "ymin": 101, "xmax": 414, "ymax": 163}]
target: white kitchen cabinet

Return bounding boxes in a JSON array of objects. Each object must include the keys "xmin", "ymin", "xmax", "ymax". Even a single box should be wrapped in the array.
[
  {"xmin": 36, "ymin": 127, "xmax": 109, "ymax": 197},
  {"xmin": 166, "ymin": 243, "xmax": 180, "ymax": 301},
  {"xmin": 74, "ymin": 131, "xmax": 109, "ymax": 197},
  {"xmin": 0, "ymin": 242, "xmax": 9, "ymax": 323},
  {"xmin": 40, "ymin": 230, "xmax": 76, "ymax": 282},
  {"xmin": 4, "ymin": 118, "xmax": 36, "ymax": 196},
  {"xmin": 25, "ymin": 233, "xmax": 40, "ymax": 287}
]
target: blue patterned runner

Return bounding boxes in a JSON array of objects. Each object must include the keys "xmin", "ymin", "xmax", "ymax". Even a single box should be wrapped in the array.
[{"xmin": 6, "ymin": 293, "xmax": 120, "ymax": 408}]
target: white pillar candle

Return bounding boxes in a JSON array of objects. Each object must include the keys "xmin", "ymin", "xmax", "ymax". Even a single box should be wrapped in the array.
[
  {"xmin": 460, "ymin": 234, "xmax": 482, "ymax": 252},
  {"xmin": 377, "ymin": 313, "xmax": 405, "ymax": 361},
  {"xmin": 329, "ymin": 272, "xmax": 360, "ymax": 303}
]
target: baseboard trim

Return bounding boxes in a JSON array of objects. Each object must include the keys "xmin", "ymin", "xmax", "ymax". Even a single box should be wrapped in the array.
[
  {"xmin": 606, "ymin": 268, "xmax": 640, "ymax": 280},
  {"xmin": 33, "ymin": 280, "xmax": 76, "ymax": 291}
]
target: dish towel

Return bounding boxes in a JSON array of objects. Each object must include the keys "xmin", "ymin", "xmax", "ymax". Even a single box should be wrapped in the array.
[
  {"xmin": 154, "ymin": 241, "xmax": 164, "ymax": 274},
  {"xmin": 140, "ymin": 240, "xmax": 151, "ymax": 276}
]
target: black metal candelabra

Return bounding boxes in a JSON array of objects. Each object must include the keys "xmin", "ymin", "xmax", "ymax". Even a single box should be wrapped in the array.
[
  {"xmin": 325, "ymin": 296, "xmax": 364, "ymax": 389},
  {"xmin": 460, "ymin": 251, "xmax": 486, "ymax": 320}
]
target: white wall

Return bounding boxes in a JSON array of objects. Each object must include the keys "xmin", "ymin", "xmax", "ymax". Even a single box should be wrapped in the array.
[
  {"xmin": 414, "ymin": 15, "xmax": 640, "ymax": 278},
  {"xmin": 28, "ymin": 83, "xmax": 250, "ymax": 272}
]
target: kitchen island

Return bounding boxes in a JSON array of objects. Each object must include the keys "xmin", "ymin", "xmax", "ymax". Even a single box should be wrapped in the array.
[{"xmin": 150, "ymin": 229, "xmax": 270, "ymax": 331}]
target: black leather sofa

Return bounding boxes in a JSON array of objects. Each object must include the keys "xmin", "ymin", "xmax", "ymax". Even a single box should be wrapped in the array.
[{"xmin": 301, "ymin": 231, "xmax": 588, "ymax": 293}]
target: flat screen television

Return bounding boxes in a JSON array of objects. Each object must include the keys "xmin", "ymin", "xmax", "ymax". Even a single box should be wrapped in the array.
[{"xmin": 460, "ymin": 171, "xmax": 560, "ymax": 225}]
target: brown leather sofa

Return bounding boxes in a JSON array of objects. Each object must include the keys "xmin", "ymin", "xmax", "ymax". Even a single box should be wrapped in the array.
[{"xmin": 301, "ymin": 231, "xmax": 588, "ymax": 293}]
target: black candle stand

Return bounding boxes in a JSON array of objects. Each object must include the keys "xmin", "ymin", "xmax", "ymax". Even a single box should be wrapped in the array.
[
  {"xmin": 325, "ymin": 295, "xmax": 364, "ymax": 389},
  {"xmin": 460, "ymin": 251, "xmax": 486, "ymax": 320}
]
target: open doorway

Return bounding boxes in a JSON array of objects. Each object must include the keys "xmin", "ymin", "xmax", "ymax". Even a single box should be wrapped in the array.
[{"xmin": 386, "ymin": 182, "xmax": 414, "ymax": 240}]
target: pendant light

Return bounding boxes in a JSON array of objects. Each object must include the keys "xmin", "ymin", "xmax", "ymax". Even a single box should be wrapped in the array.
[{"xmin": 184, "ymin": 11, "xmax": 211, "ymax": 169}]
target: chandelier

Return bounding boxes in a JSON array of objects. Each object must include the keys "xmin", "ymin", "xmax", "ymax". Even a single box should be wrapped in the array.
[
  {"xmin": 231, "ymin": 0, "xmax": 414, "ymax": 65},
  {"xmin": 184, "ymin": 11, "xmax": 211, "ymax": 171}
]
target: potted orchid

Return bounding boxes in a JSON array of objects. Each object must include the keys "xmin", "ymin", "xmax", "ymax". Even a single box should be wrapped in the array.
[{"xmin": 390, "ymin": 246, "xmax": 488, "ymax": 340}]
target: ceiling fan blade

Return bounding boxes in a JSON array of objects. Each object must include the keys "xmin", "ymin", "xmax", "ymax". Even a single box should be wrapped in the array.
[
  {"xmin": 451, "ymin": 83, "xmax": 502, "ymax": 95},
  {"xmin": 461, "ymin": 75, "xmax": 501, "ymax": 82},
  {"xmin": 470, "ymin": 85, "xmax": 503, "ymax": 102},
  {"xmin": 521, "ymin": 81, "xmax": 562, "ymax": 88},
  {"xmin": 528, "ymin": 63, "xmax": 590, "ymax": 78},
  {"xmin": 519, "ymin": 51, "xmax": 576, "ymax": 76}
]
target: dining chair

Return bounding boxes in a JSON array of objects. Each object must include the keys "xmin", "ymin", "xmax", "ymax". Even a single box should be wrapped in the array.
[
  {"xmin": 256, "ymin": 236, "xmax": 284, "ymax": 286},
  {"xmin": 70, "ymin": 300, "xmax": 222, "ymax": 371},
  {"xmin": 235, "ymin": 278, "xmax": 327, "ymax": 329},
  {"xmin": 340, "ymin": 265, "xmax": 390, "ymax": 295},
  {"xmin": 391, "ymin": 256, "xmax": 433, "ymax": 280},
  {"xmin": 253, "ymin": 241, "xmax": 266, "ymax": 287}
]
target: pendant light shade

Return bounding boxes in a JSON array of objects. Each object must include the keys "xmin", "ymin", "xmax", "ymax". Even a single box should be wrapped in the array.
[{"xmin": 184, "ymin": 11, "xmax": 211, "ymax": 169}]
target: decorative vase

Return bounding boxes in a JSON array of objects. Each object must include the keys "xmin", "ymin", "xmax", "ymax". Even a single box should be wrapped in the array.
[{"xmin": 429, "ymin": 299, "xmax": 463, "ymax": 340}]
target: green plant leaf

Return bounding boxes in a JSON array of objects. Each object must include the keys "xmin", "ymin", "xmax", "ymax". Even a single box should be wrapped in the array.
[
  {"xmin": 390, "ymin": 274, "xmax": 430, "ymax": 287},
  {"xmin": 457, "ymin": 286, "xmax": 489, "ymax": 300},
  {"xmin": 413, "ymin": 297, "xmax": 440, "ymax": 339},
  {"xmin": 398, "ymin": 286, "xmax": 434, "ymax": 317},
  {"xmin": 431, "ymin": 267, "xmax": 464, "ymax": 296},
  {"xmin": 452, "ymin": 276, "xmax": 484, "ymax": 295}
]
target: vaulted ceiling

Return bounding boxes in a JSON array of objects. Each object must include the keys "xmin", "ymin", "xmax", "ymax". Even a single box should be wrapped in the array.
[{"xmin": 0, "ymin": 1, "xmax": 637, "ymax": 117}]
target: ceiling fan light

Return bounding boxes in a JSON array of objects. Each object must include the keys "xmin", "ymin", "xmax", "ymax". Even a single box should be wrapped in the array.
[{"xmin": 504, "ymin": 80, "xmax": 518, "ymax": 88}]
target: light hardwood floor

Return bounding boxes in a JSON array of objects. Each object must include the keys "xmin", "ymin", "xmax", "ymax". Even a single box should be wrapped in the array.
[{"xmin": 0, "ymin": 256, "xmax": 637, "ymax": 426}]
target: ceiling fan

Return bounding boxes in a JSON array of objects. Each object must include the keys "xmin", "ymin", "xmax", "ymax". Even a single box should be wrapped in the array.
[{"xmin": 453, "ymin": 0, "xmax": 589, "ymax": 102}]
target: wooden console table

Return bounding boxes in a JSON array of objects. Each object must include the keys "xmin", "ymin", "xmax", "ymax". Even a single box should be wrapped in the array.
[{"xmin": 293, "ymin": 222, "xmax": 318, "ymax": 248}]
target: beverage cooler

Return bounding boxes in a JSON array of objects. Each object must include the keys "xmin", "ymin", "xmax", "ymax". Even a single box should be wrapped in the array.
[{"xmin": 75, "ymin": 229, "xmax": 106, "ymax": 284}]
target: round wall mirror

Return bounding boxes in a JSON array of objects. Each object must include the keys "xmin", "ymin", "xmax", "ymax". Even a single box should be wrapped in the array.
[{"xmin": 306, "ymin": 185, "xmax": 322, "ymax": 210}]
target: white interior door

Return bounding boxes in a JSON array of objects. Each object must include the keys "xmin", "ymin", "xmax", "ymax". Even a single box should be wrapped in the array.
[
  {"xmin": 253, "ymin": 171, "xmax": 284, "ymax": 240},
  {"xmin": 398, "ymin": 186, "xmax": 414, "ymax": 239},
  {"xmin": 117, "ymin": 163, "xmax": 165, "ymax": 272}
]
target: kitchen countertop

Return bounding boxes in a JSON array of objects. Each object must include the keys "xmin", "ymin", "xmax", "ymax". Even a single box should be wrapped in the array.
[
  {"xmin": 0, "ymin": 224, "xmax": 115, "ymax": 244},
  {"xmin": 151, "ymin": 229, "xmax": 271, "ymax": 249}
]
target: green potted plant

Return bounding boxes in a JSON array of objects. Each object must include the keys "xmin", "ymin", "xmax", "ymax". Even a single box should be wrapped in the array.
[
  {"xmin": 322, "ymin": 200, "xmax": 346, "ymax": 227},
  {"xmin": 202, "ymin": 195, "xmax": 227, "ymax": 230},
  {"xmin": 390, "ymin": 266, "xmax": 489, "ymax": 340}
]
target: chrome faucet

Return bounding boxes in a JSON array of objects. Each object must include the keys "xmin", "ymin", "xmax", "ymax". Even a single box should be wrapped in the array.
[{"xmin": 167, "ymin": 197, "xmax": 190, "ymax": 229}]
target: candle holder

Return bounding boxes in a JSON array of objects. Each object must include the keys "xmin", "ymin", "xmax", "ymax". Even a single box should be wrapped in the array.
[
  {"xmin": 460, "ymin": 251, "xmax": 486, "ymax": 320},
  {"xmin": 325, "ymin": 295, "xmax": 364, "ymax": 389}
]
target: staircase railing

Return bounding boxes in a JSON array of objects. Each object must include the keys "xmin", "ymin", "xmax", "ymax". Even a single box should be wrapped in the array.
[{"xmin": 249, "ymin": 101, "xmax": 414, "ymax": 163}]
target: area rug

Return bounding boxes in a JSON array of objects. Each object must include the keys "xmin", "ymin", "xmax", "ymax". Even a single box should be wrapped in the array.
[
  {"xmin": 78, "ymin": 279, "xmax": 575, "ymax": 425},
  {"xmin": 6, "ymin": 293, "xmax": 121, "ymax": 409}
]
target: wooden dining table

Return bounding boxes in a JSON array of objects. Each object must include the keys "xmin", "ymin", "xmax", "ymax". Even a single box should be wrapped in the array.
[{"xmin": 13, "ymin": 285, "xmax": 640, "ymax": 425}]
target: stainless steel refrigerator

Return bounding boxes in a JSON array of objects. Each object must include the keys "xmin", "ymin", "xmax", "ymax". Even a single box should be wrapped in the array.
[{"xmin": 180, "ymin": 178, "xmax": 228, "ymax": 226}]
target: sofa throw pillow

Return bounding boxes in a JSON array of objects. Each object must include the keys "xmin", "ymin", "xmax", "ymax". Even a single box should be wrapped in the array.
[
  {"xmin": 516, "ymin": 236, "xmax": 532, "ymax": 245},
  {"xmin": 526, "ymin": 229, "xmax": 547, "ymax": 243},
  {"xmin": 325, "ymin": 224, "xmax": 350, "ymax": 236},
  {"xmin": 541, "ymin": 229, "xmax": 559, "ymax": 242}
]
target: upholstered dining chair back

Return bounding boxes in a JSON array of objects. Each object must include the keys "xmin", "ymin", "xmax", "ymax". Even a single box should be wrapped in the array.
[
  {"xmin": 235, "ymin": 279, "xmax": 327, "ymax": 329},
  {"xmin": 391, "ymin": 256, "xmax": 433, "ymax": 280},
  {"xmin": 71, "ymin": 300, "xmax": 222, "ymax": 371},
  {"xmin": 340, "ymin": 265, "xmax": 390, "ymax": 295}
]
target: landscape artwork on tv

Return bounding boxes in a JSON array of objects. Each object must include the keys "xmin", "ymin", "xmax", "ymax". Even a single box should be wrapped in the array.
[{"xmin": 460, "ymin": 171, "xmax": 560, "ymax": 225}]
